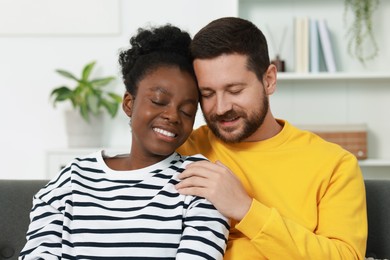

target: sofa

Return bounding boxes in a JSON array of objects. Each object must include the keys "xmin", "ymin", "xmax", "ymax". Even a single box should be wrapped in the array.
[
  {"xmin": 0, "ymin": 180, "xmax": 47, "ymax": 260},
  {"xmin": 1, "ymin": 179, "xmax": 389, "ymax": 260}
]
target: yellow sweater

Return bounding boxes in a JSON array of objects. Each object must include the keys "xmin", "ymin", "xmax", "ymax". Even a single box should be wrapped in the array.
[{"xmin": 178, "ymin": 120, "xmax": 367, "ymax": 259}]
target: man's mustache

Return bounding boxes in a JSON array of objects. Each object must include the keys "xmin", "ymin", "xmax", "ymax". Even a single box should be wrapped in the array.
[{"xmin": 209, "ymin": 110, "xmax": 244, "ymax": 122}]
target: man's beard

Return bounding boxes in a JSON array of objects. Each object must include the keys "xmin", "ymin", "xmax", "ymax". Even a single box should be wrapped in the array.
[{"xmin": 203, "ymin": 95, "xmax": 269, "ymax": 143}]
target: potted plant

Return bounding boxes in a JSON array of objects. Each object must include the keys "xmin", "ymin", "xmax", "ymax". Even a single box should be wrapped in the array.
[
  {"xmin": 50, "ymin": 61, "xmax": 122, "ymax": 147},
  {"xmin": 344, "ymin": 0, "xmax": 380, "ymax": 64}
]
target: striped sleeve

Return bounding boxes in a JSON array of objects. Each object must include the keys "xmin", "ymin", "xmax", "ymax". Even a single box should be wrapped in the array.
[
  {"xmin": 177, "ymin": 197, "xmax": 230, "ymax": 260},
  {"xmin": 19, "ymin": 165, "xmax": 72, "ymax": 259},
  {"xmin": 176, "ymin": 155, "xmax": 230, "ymax": 259}
]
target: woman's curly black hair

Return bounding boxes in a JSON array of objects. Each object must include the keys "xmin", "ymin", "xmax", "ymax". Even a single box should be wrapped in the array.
[{"xmin": 119, "ymin": 24, "xmax": 196, "ymax": 96}]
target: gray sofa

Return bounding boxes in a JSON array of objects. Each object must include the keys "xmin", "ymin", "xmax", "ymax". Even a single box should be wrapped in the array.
[
  {"xmin": 0, "ymin": 180, "xmax": 47, "ymax": 260},
  {"xmin": 1, "ymin": 179, "xmax": 389, "ymax": 259}
]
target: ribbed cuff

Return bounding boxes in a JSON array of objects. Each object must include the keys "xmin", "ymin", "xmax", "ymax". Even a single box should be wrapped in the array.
[{"xmin": 235, "ymin": 199, "xmax": 272, "ymax": 240}]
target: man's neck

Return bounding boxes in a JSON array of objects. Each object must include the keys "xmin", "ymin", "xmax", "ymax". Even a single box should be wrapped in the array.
[{"xmin": 243, "ymin": 114, "xmax": 283, "ymax": 142}]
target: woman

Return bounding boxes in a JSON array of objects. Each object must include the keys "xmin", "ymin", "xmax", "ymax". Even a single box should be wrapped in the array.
[{"xmin": 20, "ymin": 24, "xmax": 229, "ymax": 259}]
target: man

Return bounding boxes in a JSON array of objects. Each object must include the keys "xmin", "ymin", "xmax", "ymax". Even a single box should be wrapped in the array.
[{"xmin": 176, "ymin": 17, "xmax": 367, "ymax": 259}]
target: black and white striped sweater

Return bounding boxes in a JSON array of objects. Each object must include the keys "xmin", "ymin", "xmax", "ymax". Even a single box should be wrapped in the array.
[{"xmin": 20, "ymin": 151, "xmax": 229, "ymax": 260}]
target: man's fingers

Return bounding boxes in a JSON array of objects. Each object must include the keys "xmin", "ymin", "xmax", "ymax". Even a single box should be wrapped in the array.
[
  {"xmin": 175, "ymin": 186, "xmax": 206, "ymax": 198},
  {"xmin": 179, "ymin": 160, "xmax": 228, "ymax": 179},
  {"xmin": 178, "ymin": 164, "xmax": 215, "ymax": 180},
  {"xmin": 175, "ymin": 175, "xmax": 208, "ymax": 189},
  {"xmin": 185, "ymin": 160, "xmax": 220, "ymax": 171},
  {"xmin": 177, "ymin": 167, "xmax": 206, "ymax": 180}
]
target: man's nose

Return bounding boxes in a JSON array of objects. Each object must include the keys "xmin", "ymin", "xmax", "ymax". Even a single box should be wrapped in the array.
[{"xmin": 215, "ymin": 95, "xmax": 232, "ymax": 115}]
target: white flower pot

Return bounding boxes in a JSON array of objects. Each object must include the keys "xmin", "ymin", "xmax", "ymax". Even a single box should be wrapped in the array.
[{"xmin": 65, "ymin": 110, "xmax": 104, "ymax": 148}]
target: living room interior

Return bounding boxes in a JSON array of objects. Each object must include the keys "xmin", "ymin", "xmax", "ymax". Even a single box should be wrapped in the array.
[
  {"xmin": 1, "ymin": 0, "xmax": 390, "ymax": 259},
  {"xmin": 1, "ymin": 0, "xmax": 389, "ymax": 181}
]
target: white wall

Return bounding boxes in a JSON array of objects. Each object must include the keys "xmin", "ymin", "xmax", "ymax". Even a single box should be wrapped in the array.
[{"xmin": 0, "ymin": 0, "xmax": 237, "ymax": 179}]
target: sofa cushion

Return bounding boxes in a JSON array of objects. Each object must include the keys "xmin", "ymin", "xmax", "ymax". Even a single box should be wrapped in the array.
[
  {"xmin": 0, "ymin": 180, "xmax": 47, "ymax": 260},
  {"xmin": 365, "ymin": 179, "xmax": 390, "ymax": 259}
]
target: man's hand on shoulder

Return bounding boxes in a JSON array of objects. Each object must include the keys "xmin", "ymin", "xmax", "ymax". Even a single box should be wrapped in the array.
[{"xmin": 176, "ymin": 160, "xmax": 252, "ymax": 221}]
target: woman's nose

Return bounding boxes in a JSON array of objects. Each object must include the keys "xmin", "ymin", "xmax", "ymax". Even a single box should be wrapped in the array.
[{"xmin": 162, "ymin": 106, "xmax": 179, "ymax": 123}]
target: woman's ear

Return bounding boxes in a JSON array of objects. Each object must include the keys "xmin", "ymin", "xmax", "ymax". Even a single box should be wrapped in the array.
[
  {"xmin": 263, "ymin": 64, "xmax": 277, "ymax": 95},
  {"xmin": 122, "ymin": 91, "xmax": 134, "ymax": 117}
]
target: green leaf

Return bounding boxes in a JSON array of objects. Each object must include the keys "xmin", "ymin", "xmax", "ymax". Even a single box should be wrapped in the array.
[
  {"xmin": 90, "ymin": 77, "xmax": 116, "ymax": 87},
  {"xmin": 80, "ymin": 80, "xmax": 94, "ymax": 91},
  {"xmin": 82, "ymin": 61, "xmax": 96, "ymax": 81},
  {"xmin": 50, "ymin": 86, "xmax": 72, "ymax": 97},
  {"xmin": 100, "ymin": 99, "xmax": 119, "ymax": 118},
  {"xmin": 80, "ymin": 103, "xmax": 90, "ymax": 122},
  {"xmin": 108, "ymin": 92, "xmax": 123, "ymax": 103},
  {"xmin": 87, "ymin": 95, "xmax": 100, "ymax": 115},
  {"xmin": 50, "ymin": 86, "xmax": 73, "ymax": 106},
  {"xmin": 56, "ymin": 69, "xmax": 79, "ymax": 81},
  {"xmin": 53, "ymin": 92, "xmax": 73, "ymax": 104}
]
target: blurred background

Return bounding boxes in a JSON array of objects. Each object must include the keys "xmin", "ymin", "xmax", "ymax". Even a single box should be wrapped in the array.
[{"xmin": 1, "ymin": 0, "xmax": 389, "ymax": 180}]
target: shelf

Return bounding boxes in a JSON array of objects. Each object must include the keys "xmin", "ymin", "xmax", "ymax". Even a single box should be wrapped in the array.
[
  {"xmin": 277, "ymin": 72, "xmax": 390, "ymax": 81},
  {"xmin": 359, "ymin": 159, "xmax": 390, "ymax": 167}
]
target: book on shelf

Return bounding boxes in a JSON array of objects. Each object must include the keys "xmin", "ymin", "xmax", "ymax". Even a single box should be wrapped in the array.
[
  {"xmin": 294, "ymin": 17, "xmax": 309, "ymax": 73},
  {"xmin": 317, "ymin": 19, "xmax": 337, "ymax": 73},
  {"xmin": 309, "ymin": 18, "xmax": 320, "ymax": 73},
  {"xmin": 294, "ymin": 17, "xmax": 337, "ymax": 73}
]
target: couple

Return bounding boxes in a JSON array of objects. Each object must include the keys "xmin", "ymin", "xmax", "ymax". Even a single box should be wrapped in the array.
[{"xmin": 20, "ymin": 17, "xmax": 367, "ymax": 259}]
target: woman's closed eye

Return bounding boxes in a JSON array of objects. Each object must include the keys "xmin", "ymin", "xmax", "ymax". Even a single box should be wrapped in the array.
[
  {"xmin": 180, "ymin": 103, "xmax": 197, "ymax": 118},
  {"xmin": 151, "ymin": 99, "xmax": 167, "ymax": 106},
  {"xmin": 180, "ymin": 109, "xmax": 194, "ymax": 118}
]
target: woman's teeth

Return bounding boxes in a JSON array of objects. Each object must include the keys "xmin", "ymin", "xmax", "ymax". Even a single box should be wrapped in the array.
[{"xmin": 153, "ymin": 128, "xmax": 176, "ymax": 137}]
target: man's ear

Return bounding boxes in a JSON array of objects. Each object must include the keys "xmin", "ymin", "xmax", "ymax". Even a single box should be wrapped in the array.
[
  {"xmin": 122, "ymin": 91, "xmax": 134, "ymax": 117},
  {"xmin": 263, "ymin": 64, "xmax": 277, "ymax": 95}
]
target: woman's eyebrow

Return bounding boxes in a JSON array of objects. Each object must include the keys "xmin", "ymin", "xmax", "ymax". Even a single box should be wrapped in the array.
[{"xmin": 150, "ymin": 86, "xmax": 171, "ymax": 96}]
